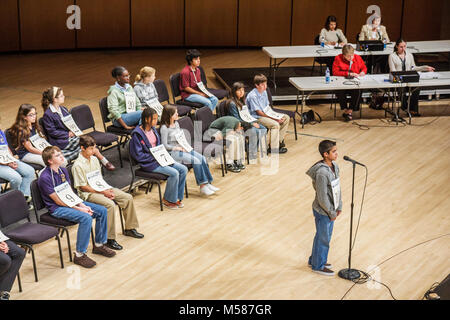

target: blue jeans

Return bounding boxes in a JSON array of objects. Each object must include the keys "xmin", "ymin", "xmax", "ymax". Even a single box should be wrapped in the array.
[
  {"xmin": 185, "ymin": 94, "xmax": 218, "ymax": 111},
  {"xmin": 308, "ymin": 209, "xmax": 334, "ymax": 270},
  {"xmin": 153, "ymin": 162, "xmax": 187, "ymax": 203},
  {"xmin": 171, "ymin": 150, "xmax": 212, "ymax": 186},
  {"xmin": 245, "ymin": 125, "xmax": 267, "ymax": 159},
  {"xmin": 113, "ymin": 110, "xmax": 142, "ymax": 128},
  {"xmin": 0, "ymin": 161, "xmax": 35, "ymax": 196},
  {"xmin": 52, "ymin": 201, "xmax": 108, "ymax": 253}
]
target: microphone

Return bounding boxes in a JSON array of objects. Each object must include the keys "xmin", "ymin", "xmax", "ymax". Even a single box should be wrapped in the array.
[
  {"xmin": 377, "ymin": 26, "xmax": 382, "ymax": 40},
  {"xmin": 343, "ymin": 155, "xmax": 366, "ymax": 167}
]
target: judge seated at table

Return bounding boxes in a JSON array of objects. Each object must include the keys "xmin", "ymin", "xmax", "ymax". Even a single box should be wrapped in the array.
[
  {"xmin": 332, "ymin": 44, "xmax": 367, "ymax": 122},
  {"xmin": 319, "ymin": 15, "xmax": 348, "ymax": 71},
  {"xmin": 388, "ymin": 38, "xmax": 435, "ymax": 117}
]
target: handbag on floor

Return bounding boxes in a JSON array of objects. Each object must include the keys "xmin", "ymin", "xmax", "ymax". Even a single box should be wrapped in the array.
[
  {"xmin": 301, "ymin": 109, "xmax": 322, "ymax": 124},
  {"xmin": 369, "ymin": 92, "xmax": 386, "ymax": 110}
]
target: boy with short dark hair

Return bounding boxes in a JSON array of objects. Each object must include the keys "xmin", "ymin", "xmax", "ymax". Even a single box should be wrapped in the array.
[
  {"xmin": 305, "ymin": 140, "xmax": 342, "ymax": 276},
  {"xmin": 72, "ymin": 135, "xmax": 143, "ymax": 251},
  {"xmin": 38, "ymin": 146, "xmax": 115, "ymax": 268},
  {"xmin": 179, "ymin": 49, "xmax": 219, "ymax": 111}
]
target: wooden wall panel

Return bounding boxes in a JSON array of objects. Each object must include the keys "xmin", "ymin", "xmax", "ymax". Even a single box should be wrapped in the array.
[
  {"xmin": 238, "ymin": 0, "xmax": 292, "ymax": 46},
  {"xmin": 346, "ymin": 0, "xmax": 402, "ymax": 44},
  {"xmin": 76, "ymin": 0, "xmax": 130, "ymax": 48},
  {"xmin": 132, "ymin": 0, "xmax": 184, "ymax": 47},
  {"xmin": 19, "ymin": 0, "xmax": 75, "ymax": 51},
  {"xmin": 185, "ymin": 0, "xmax": 238, "ymax": 46},
  {"xmin": 291, "ymin": 0, "xmax": 347, "ymax": 45},
  {"xmin": 402, "ymin": 0, "xmax": 443, "ymax": 41},
  {"xmin": 0, "ymin": 0, "xmax": 20, "ymax": 52}
]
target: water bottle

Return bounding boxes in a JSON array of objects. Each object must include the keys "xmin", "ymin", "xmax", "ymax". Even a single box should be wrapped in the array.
[
  {"xmin": 325, "ymin": 67, "xmax": 330, "ymax": 84},
  {"xmin": 320, "ymin": 36, "xmax": 325, "ymax": 48},
  {"xmin": 383, "ymin": 38, "xmax": 387, "ymax": 50}
]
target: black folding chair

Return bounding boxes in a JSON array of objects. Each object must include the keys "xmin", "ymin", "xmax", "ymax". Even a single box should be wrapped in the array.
[
  {"xmin": 153, "ymin": 79, "xmax": 192, "ymax": 117},
  {"xmin": 0, "ymin": 190, "xmax": 64, "ymax": 282},
  {"xmin": 98, "ymin": 97, "xmax": 133, "ymax": 149},
  {"xmin": 169, "ymin": 73, "xmax": 205, "ymax": 110},
  {"xmin": 71, "ymin": 104, "xmax": 123, "ymax": 168},
  {"xmin": 198, "ymin": 66, "xmax": 228, "ymax": 100},
  {"xmin": 192, "ymin": 107, "xmax": 226, "ymax": 176}
]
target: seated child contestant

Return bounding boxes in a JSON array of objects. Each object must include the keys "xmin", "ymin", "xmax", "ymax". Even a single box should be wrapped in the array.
[
  {"xmin": 160, "ymin": 105, "xmax": 219, "ymax": 196},
  {"xmin": 38, "ymin": 146, "xmax": 115, "ymax": 268},
  {"xmin": 207, "ymin": 116, "xmax": 245, "ymax": 173},
  {"xmin": 72, "ymin": 135, "xmax": 144, "ymax": 251},
  {"xmin": 130, "ymin": 108, "xmax": 188, "ymax": 210}
]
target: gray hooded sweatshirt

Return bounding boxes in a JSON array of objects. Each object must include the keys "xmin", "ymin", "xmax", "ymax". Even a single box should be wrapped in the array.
[
  {"xmin": 133, "ymin": 81, "xmax": 158, "ymax": 107},
  {"xmin": 306, "ymin": 161, "xmax": 342, "ymax": 220}
]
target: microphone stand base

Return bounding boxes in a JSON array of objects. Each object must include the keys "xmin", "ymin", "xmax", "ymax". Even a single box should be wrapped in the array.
[{"xmin": 338, "ymin": 268, "xmax": 361, "ymax": 281}]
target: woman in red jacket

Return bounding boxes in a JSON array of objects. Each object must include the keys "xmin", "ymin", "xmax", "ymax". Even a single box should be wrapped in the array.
[{"xmin": 332, "ymin": 45, "xmax": 367, "ymax": 121}]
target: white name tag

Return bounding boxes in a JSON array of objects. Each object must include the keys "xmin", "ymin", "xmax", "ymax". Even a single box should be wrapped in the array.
[
  {"xmin": 61, "ymin": 115, "xmax": 83, "ymax": 137},
  {"xmin": 197, "ymin": 81, "xmax": 214, "ymax": 98},
  {"xmin": 146, "ymin": 98, "xmax": 164, "ymax": 117},
  {"xmin": 0, "ymin": 230, "xmax": 9, "ymax": 242},
  {"xmin": 150, "ymin": 145, "xmax": 175, "ymax": 167},
  {"xmin": 125, "ymin": 91, "xmax": 137, "ymax": 113},
  {"xmin": 86, "ymin": 170, "xmax": 112, "ymax": 192},
  {"xmin": 239, "ymin": 106, "xmax": 257, "ymax": 123},
  {"xmin": 331, "ymin": 177, "xmax": 341, "ymax": 211},
  {"xmin": 0, "ymin": 145, "xmax": 17, "ymax": 164},
  {"xmin": 263, "ymin": 106, "xmax": 284, "ymax": 120},
  {"xmin": 175, "ymin": 130, "xmax": 193, "ymax": 153},
  {"xmin": 54, "ymin": 182, "xmax": 83, "ymax": 207},
  {"xmin": 29, "ymin": 134, "xmax": 52, "ymax": 152}
]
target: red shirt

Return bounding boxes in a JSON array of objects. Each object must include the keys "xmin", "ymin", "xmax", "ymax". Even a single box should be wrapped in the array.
[
  {"xmin": 179, "ymin": 65, "xmax": 202, "ymax": 99},
  {"xmin": 332, "ymin": 54, "xmax": 367, "ymax": 77}
]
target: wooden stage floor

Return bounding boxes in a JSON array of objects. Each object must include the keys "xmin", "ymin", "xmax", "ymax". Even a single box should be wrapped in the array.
[{"xmin": 0, "ymin": 49, "xmax": 449, "ymax": 300}]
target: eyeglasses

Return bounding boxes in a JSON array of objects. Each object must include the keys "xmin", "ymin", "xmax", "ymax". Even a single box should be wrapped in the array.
[{"xmin": 27, "ymin": 113, "xmax": 37, "ymax": 117}]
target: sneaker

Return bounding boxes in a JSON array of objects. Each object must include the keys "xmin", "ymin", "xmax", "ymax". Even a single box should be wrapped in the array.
[
  {"xmin": 0, "ymin": 291, "xmax": 10, "ymax": 300},
  {"xmin": 163, "ymin": 199, "xmax": 178, "ymax": 210},
  {"xmin": 312, "ymin": 267, "xmax": 335, "ymax": 276},
  {"xmin": 343, "ymin": 113, "xmax": 351, "ymax": 122},
  {"xmin": 73, "ymin": 253, "xmax": 97, "ymax": 268},
  {"xmin": 176, "ymin": 200, "xmax": 184, "ymax": 208},
  {"xmin": 92, "ymin": 245, "xmax": 116, "ymax": 258},
  {"xmin": 200, "ymin": 185, "xmax": 215, "ymax": 196},
  {"xmin": 234, "ymin": 160, "xmax": 245, "ymax": 170},
  {"xmin": 226, "ymin": 163, "xmax": 241, "ymax": 173},
  {"xmin": 207, "ymin": 184, "xmax": 220, "ymax": 192},
  {"xmin": 309, "ymin": 262, "xmax": 333, "ymax": 269}
]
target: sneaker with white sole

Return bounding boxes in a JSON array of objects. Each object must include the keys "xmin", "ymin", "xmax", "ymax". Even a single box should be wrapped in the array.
[
  {"xmin": 309, "ymin": 262, "xmax": 333, "ymax": 269},
  {"xmin": 207, "ymin": 184, "xmax": 220, "ymax": 192},
  {"xmin": 312, "ymin": 267, "xmax": 335, "ymax": 276},
  {"xmin": 200, "ymin": 185, "xmax": 215, "ymax": 196},
  {"xmin": 163, "ymin": 199, "xmax": 178, "ymax": 210}
]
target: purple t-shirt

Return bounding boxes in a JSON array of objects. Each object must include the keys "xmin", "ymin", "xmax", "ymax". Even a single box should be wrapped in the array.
[{"xmin": 38, "ymin": 166, "xmax": 71, "ymax": 213}]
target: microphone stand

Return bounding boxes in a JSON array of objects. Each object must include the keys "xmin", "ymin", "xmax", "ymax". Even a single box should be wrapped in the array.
[{"xmin": 338, "ymin": 161, "xmax": 361, "ymax": 281}]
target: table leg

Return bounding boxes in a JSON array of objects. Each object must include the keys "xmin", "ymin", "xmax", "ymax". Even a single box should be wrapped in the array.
[{"xmin": 301, "ymin": 91, "xmax": 305, "ymax": 129}]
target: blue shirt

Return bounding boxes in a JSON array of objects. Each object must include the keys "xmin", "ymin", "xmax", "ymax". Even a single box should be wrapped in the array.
[
  {"xmin": 0, "ymin": 130, "xmax": 7, "ymax": 146},
  {"xmin": 246, "ymin": 88, "xmax": 270, "ymax": 119}
]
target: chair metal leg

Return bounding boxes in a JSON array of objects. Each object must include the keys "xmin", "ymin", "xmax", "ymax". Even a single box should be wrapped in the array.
[
  {"xmin": 185, "ymin": 181, "xmax": 189, "ymax": 199},
  {"xmin": 118, "ymin": 206, "xmax": 125, "ymax": 234},
  {"xmin": 293, "ymin": 116, "xmax": 297, "ymax": 140},
  {"xmin": 56, "ymin": 235, "xmax": 64, "ymax": 269},
  {"xmin": 28, "ymin": 246, "xmax": 38, "ymax": 282},
  {"xmin": 91, "ymin": 228, "xmax": 95, "ymax": 245},
  {"xmin": 17, "ymin": 272, "xmax": 22, "ymax": 293},
  {"xmin": 64, "ymin": 227, "xmax": 72, "ymax": 262},
  {"xmin": 117, "ymin": 143, "xmax": 123, "ymax": 168},
  {"xmin": 158, "ymin": 183, "xmax": 163, "ymax": 211}
]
